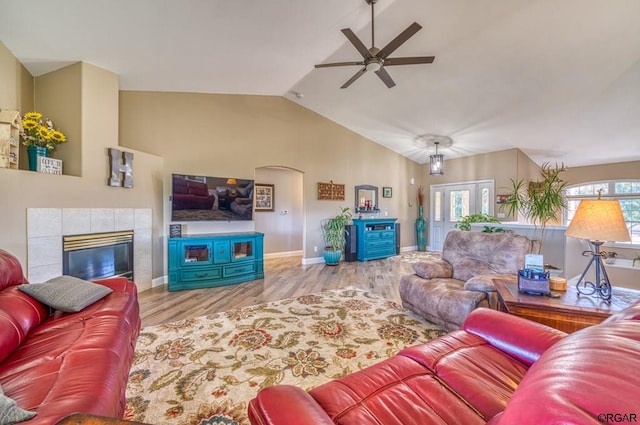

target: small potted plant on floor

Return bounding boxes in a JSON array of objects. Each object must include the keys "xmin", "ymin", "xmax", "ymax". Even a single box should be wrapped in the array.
[{"xmin": 321, "ymin": 207, "xmax": 352, "ymax": 266}]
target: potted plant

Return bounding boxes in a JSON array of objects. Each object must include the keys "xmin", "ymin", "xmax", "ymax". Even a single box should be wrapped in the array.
[
  {"xmin": 19, "ymin": 112, "xmax": 67, "ymax": 171},
  {"xmin": 456, "ymin": 213, "xmax": 502, "ymax": 231},
  {"xmin": 603, "ymin": 251, "xmax": 618, "ymax": 265},
  {"xmin": 321, "ymin": 207, "xmax": 352, "ymax": 265},
  {"xmin": 501, "ymin": 162, "xmax": 568, "ymax": 254}
]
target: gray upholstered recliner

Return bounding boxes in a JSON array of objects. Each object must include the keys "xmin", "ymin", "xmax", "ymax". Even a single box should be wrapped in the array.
[{"xmin": 399, "ymin": 230, "xmax": 537, "ymax": 331}]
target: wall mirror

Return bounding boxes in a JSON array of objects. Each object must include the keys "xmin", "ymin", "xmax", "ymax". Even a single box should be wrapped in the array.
[{"xmin": 355, "ymin": 185, "xmax": 379, "ymax": 212}]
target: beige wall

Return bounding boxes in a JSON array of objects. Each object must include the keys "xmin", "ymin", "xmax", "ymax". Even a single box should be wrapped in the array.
[
  {"xmin": 421, "ymin": 148, "xmax": 540, "ymax": 221},
  {"xmin": 118, "ymin": 90, "xmax": 425, "ymax": 261},
  {"xmin": 254, "ymin": 167, "xmax": 304, "ymax": 255},
  {"xmin": 0, "ymin": 44, "xmax": 164, "ymax": 291},
  {"xmin": 34, "ymin": 63, "xmax": 82, "ymax": 176}
]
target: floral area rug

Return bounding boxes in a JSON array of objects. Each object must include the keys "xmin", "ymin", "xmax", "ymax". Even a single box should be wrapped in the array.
[
  {"xmin": 399, "ymin": 250, "xmax": 442, "ymax": 263},
  {"xmin": 125, "ymin": 288, "xmax": 445, "ymax": 425}
]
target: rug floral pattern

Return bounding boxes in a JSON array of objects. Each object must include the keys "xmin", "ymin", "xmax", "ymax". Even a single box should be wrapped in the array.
[{"xmin": 125, "ymin": 288, "xmax": 445, "ymax": 425}]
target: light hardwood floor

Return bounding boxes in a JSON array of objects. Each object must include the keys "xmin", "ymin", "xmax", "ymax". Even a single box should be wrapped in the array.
[{"xmin": 138, "ymin": 255, "xmax": 415, "ymax": 327}]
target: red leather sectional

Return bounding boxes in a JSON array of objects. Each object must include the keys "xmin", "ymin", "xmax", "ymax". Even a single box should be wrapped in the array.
[
  {"xmin": 249, "ymin": 300, "xmax": 640, "ymax": 424},
  {"xmin": 0, "ymin": 249, "xmax": 140, "ymax": 425}
]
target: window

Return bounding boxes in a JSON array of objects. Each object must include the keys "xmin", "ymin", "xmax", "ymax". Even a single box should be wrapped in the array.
[
  {"xmin": 434, "ymin": 191, "xmax": 441, "ymax": 221},
  {"xmin": 449, "ymin": 190, "xmax": 470, "ymax": 222},
  {"xmin": 565, "ymin": 180, "xmax": 640, "ymax": 245},
  {"xmin": 481, "ymin": 187, "xmax": 490, "ymax": 215}
]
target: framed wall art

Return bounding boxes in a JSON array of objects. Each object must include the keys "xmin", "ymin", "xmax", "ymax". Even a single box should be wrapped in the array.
[
  {"xmin": 255, "ymin": 183, "xmax": 275, "ymax": 212},
  {"xmin": 382, "ymin": 187, "xmax": 392, "ymax": 198},
  {"xmin": 317, "ymin": 181, "xmax": 345, "ymax": 200}
]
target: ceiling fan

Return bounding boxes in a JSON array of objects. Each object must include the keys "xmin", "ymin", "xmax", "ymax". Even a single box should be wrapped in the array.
[{"xmin": 315, "ymin": 0, "xmax": 434, "ymax": 89}]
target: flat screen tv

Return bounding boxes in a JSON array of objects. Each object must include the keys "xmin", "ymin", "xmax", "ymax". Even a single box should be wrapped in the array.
[{"xmin": 171, "ymin": 174, "xmax": 255, "ymax": 221}]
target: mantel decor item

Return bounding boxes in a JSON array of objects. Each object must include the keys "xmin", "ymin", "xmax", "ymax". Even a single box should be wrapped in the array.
[
  {"xmin": 0, "ymin": 109, "xmax": 20, "ymax": 170},
  {"xmin": 19, "ymin": 111, "xmax": 67, "ymax": 171},
  {"xmin": 416, "ymin": 185, "xmax": 427, "ymax": 251},
  {"xmin": 565, "ymin": 191, "xmax": 631, "ymax": 300}
]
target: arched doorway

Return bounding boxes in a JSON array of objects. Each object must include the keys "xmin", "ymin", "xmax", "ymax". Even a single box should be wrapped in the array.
[{"xmin": 254, "ymin": 166, "xmax": 304, "ymax": 258}]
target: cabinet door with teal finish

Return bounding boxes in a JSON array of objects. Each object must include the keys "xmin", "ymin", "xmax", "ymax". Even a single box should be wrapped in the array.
[
  {"xmin": 213, "ymin": 240, "xmax": 231, "ymax": 263},
  {"xmin": 180, "ymin": 241, "xmax": 213, "ymax": 266},
  {"xmin": 231, "ymin": 238, "xmax": 255, "ymax": 262}
]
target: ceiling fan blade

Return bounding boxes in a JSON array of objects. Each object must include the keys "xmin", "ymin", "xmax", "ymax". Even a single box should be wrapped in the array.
[
  {"xmin": 383, "ymin": 56, "xmax": 435, "ymax": 66},
  {"xmin": 341, "ymin": 28, "xmax": 372, "ymax": 59},
  {"xmin": 341, "ymin": 67, "xmax": 367, "ymax": 89},
  {"xmin": 377, "ymin": 22, "xmax": 422, "ymax": 59},
  {"xmin": 315, "ymin": 61, "xmax": 365, "ymax": 68},
  {"xmin": 375, "ymin": 67, "xmax": 396, "ymax": 88}
]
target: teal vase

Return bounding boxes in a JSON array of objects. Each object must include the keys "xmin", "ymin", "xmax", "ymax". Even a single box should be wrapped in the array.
[
  {"xmin": 323, "ymin": 249, "xmax": 342, "ymax": 266},
  {"xmin": 416, "ymin": 205, "xmax": 428, "ymax": 252},
  {"xmin": 27, "ymin": 146, "xmax": 49, "ymax": 171}
]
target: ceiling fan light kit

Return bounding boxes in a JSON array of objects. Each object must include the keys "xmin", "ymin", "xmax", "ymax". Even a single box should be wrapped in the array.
[{"xmin": 315, "ymin": 0, "xmax": 434, "ymax": 89}]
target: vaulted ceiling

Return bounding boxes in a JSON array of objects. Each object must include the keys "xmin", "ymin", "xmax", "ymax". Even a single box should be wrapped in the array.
[{"xmin": 2, "ymin": 0, "xmax": 639, "ymax": 167}]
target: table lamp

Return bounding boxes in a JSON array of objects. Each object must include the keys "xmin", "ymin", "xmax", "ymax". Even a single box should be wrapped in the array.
[{"xmin": 564, "ymin": 193, "xmax": 630, "ymax": 300}]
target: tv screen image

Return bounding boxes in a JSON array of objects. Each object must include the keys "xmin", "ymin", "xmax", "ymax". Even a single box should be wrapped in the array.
[{"xmin": 171, "ymin": 174, "xmax": 255, "ymax": 221}]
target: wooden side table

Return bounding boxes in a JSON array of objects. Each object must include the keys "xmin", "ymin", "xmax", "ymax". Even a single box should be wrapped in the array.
[{"xmin": 494, "ymin": 278, "xmax": 640, "ymax": 333}]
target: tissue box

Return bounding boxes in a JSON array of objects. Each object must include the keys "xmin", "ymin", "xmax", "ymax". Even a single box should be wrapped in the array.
[{"xmin": 518, "ymin": 269, "xmax": 550, "ymax": 296}]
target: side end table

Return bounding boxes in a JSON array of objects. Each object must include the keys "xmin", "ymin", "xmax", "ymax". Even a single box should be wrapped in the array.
[{"xmin": 494, "ymin": 278, "xmax": 640, "ymax": 333}]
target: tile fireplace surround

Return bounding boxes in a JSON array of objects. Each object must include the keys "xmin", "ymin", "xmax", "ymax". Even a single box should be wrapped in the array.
[{"xmin": 26, "ymin": 208, "xmax": 152, "ymax": 287}]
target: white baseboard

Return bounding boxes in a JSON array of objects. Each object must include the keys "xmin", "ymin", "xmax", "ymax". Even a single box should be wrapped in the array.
[
  {"xmin": 264, "ymin": 250, "xmax": 303, "ymax": 260},
  {"xmin": 400, "ymin": 246, "xmax": 418, "ymax": 252},
  {"xmin": 302, "ymin": 256, "xmax": 325, "ymax": 265},
  {"xmin": 152, "ymin": 275, "xmax": 167, "ymax": 288}
]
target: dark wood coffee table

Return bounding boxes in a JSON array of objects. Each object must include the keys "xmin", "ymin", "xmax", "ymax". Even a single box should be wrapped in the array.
[{"xmin": 494, "ymin": 278, "xmax": 640, "ymax": 333}]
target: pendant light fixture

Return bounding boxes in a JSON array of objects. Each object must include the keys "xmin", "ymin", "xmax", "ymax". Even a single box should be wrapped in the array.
[
  {"xmin": 414, "ymin": 134, "xmax": 452, "ymax": 176},
  {"xmin": 429, "ymin": 141, "xmax": 444, "ymax": 175}
]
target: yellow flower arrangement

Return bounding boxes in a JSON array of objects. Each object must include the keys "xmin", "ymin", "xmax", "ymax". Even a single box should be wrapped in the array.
[{"xmin": 20, "ymin": 112, "xmax": 67, "ymax": 150}]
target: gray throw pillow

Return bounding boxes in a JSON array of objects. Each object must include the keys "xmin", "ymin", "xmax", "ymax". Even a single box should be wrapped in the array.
[
  {"xmin": 18, "ymin": 275, "xmax": 113, "ymax": 313},
  {"xmin": 0, "ymin": 385, "xmax": 36, "ymax": 425}
]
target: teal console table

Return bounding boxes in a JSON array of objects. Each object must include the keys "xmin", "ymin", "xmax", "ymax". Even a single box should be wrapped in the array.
[
  {"xmin": 168, "ymin": 232, "xmax": 264, "ymax": 291},
  {"xmin": 352, "ymin": 218, "xmax": 397, "ymax": 261}
]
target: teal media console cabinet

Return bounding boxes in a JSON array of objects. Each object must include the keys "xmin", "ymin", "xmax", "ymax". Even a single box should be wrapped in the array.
[
  {"xmin": 352, "ymin": 218, "xmax": 397, "ymax": 261},
  {"xmin": 168, "ymin": 232, "xmax": 264, "ymax": 291}
]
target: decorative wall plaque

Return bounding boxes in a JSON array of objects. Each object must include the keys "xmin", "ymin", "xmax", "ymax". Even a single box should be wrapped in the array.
[
  {"xmin": 108, "ymin": 148, "xmax": 134, "ymax": 188},
  {"xmin": 317, "ymin": 181, "xmax": 345, "ymax": 200}
]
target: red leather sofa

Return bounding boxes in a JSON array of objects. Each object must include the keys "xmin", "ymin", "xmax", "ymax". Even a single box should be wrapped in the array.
[
  {"xmin": 248, "ymin": 300, "xmax": 640, "ymax": 424},
  {"xmin": 0, "ymin": 249, "xmax": 140, "ymax": 425}
]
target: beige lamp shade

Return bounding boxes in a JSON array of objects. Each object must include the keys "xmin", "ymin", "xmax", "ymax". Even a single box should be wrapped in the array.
[
  {"xmin": 565, "ymin": 199, "xmax": 631, "ymax": 242},
  {"xmin": 226, "ymin": 178, "xmax": 237, "ymax": 185}
]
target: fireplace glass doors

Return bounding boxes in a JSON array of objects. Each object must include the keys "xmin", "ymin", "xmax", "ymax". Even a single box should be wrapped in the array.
[{"xmin": 63, "ymin": 231, "xmax": 134, "ymax": 281}]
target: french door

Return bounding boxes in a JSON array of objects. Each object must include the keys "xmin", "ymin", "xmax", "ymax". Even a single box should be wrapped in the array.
[{"xmin": 430, "ymin": 180, "xmax": 493, "ymax": 251}]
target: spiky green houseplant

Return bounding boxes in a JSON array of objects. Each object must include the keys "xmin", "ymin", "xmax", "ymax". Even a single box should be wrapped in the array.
[
  {"xmin": 321, "ymin": 207, "xmax": 352, "ymax": 265},
  {"xmin": 501, "ymin": 162, "xmax": 568, "ymax": 254}
]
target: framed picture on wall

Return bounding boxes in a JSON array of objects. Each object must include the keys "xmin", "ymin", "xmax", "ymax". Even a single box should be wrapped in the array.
[
  {"xmin": 382, "ymin": 187, "xmax": 392, "ymax": 198},
  {"xmin": 255, "ymin": 183, "xmax": 275, "ymax": 212}
]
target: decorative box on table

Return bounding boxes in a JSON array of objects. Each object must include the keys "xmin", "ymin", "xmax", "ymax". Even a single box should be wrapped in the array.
[{"xmin": 518, "ymin": 269, "xmax": 551, "ymax": 296}]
